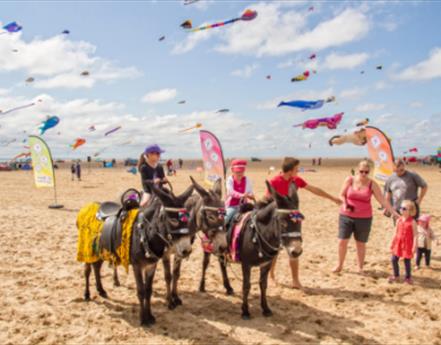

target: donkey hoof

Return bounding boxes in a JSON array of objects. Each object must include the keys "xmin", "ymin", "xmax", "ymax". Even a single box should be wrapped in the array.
[
  {"xmin": 172, "ymin": 296, "xmax": 182, "ymax": 306},
  {"xmin": 98, "ymin": 290, "xmax": 108, "ymax": 298},
  {"xmin": 198, "ymin": 284, "xmax": 206, "ymax": 293},
  {"xmin": 226, "ymin": 288, "xmax": 234, "ymax": 296},
  {"xmin": 142, "ymin": 315, "xmax": 156, "ymax": 326},
  {"xmin": 241, "ymin": 313, "xmax": 251, "ymax": 320},
  {"xmin": 168, "ymin": 301, "xmax": 177, "ymax": 310},
  {"xmin": 263, "ymin": 309, "xmax": 273, "ymax": 317},
  {"xmin": 84, "ymin": 292, "xmax": 91, "ymax": 301}
]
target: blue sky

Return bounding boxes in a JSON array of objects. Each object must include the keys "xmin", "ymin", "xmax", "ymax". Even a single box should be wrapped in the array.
[{"xmin": 0, "ymin": 1, "xmax": 440, "ymax": 159}]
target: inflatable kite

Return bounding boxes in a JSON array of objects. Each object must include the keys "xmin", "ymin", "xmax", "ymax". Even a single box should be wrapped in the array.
[
  {"xmin": 189, "ymin": 9, "xmax": 257, "ymax": 33},
  {"xmin": 104, "ymin": 126, "xmax": 121, "ymax": 136},
  {"xmin": 178, "ymin": 100, "xmax": 186, "ymax": 104},
  {"xmin": 0, "ymin": 100, "xmax": 42, "ymax": 117},
  {"xmin": 216, "ymin": 109, "xmax": 230, "ymax": 113},
  {"xmin": 25, "ymin": 77, "xmax": 34, "ymax": 83},
  {"xmin": 181, "ymin": 20, "xmax": 192, "ymax": 29},
  {"xmin": 80, "ymin": 71, "xmax": 90, "ymax": 76},
  {"xmin": 184, "ymin": 0, "xmax": 200, "ymax": 4},
  {"xmin": 291, "ymin": 70, "xmax": 315, "ymax": 82},
  {"xmin": 1, "ymin": 22, "xmax": 22, "ymax": 34},
  {"xmin": 266, "ymin": 75, "xmax": 271, "ymax": 80},
  {"xmin": 376, "ymin": 65, "xmax": 383, "ymax": 70},
  {"xmin": 294, "ymin": 112, "xmax": 344, "ymax": 130},
  {"xmin": 39, "ymin": 116, "xmax": 60, "ymax": 135},
  {"xmin": 309, "ymin": 53, "xmax": 316, "ymax": 60},
  {"xmin": 356, "ymin": 118, "xmax": 369, "ymax": 127},
  {"xmin": 70, "ymin": 138, "xmax": 86, "ymax": 150},
  {"xmin": 278, "ymin": 96, "xmax": 335, "ymax": 110},
  {"xmin": 179, "ymin": 123, "xmax": 202, "ymax": 133},
  {"xmin": 329, "ymin": 128, "xmax": 367, "ymax": 146},
  {"xmin": 62, "ymin": 30, "xmax": 70, "ymax": 34},
  {"xmin": 158, "ymin": 35, "xmax": 165, "ymax": 41},
  {"xmin": 409, "ymin": 147, "xmax": 418, "ymax": 153}
]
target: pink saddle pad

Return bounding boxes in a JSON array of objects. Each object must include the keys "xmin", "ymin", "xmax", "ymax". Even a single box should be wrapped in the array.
[{"xmin": 230, "ymin": 212, "xmax": 252, "ymax": 262}]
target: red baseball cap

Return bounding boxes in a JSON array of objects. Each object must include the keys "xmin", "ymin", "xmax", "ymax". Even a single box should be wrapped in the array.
[{"xmin": 231, "ymin": 159, "xmax": 247, "ymax": 172}]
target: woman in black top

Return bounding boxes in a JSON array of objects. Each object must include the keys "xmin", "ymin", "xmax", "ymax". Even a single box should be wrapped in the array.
[{"xmin": 138, "ymin": 144, "xmax": 167, "ymax": 206}]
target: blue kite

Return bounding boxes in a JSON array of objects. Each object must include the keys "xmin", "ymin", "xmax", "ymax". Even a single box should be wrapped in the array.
[
  {"xmin": 278, "ymin": 96, "xmax": 335, "ymax": 110},
  {"xmin": 39, "ymin": 116, "xmax": 60, "ymax": 135},
  {"xmin": 2, "ymin": 22, "xmax": 22, "ymax": 33}
]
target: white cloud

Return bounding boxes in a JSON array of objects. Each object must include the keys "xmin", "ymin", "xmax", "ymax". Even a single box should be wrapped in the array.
[
  {"xmin": 409, "ymin": 101, "xmax": 423, "ymax": 108},
  {"xmin": 355, "ymin": 103, "xmax": 385, "ymax": 112},
  {"xmin": 339, "ymin": 88, "xmax": 365, "ymax": 100},
  {"xmin": 172, "ymin": 27, "xmax": 214, "ymax": 54},
  {"xmin": 0, "ymin": 88, "xmax": 10, "ymax": 96},
  {"xmin": 141, "ymin": 88, "xmax": 177, "ymax": 104},
  {"xmin": 231, "ymin": 63, "xmax": 259, "ymax": 78},
  {"xmin": 0, "ymin": 34, "xmax": 140, "ymax": 89},
  {"xmin": 396, "ymin": 47, "xmax": 441, "ymax": 81},
  {"xmin": 323, "ymin": 52, "xmax": 369, "ymax": 70},
  {"xmin": 375, "ymin": 81, "xmax": 389, "ymax": 90}
]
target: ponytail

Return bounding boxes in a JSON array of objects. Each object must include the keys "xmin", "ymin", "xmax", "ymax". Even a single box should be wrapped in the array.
[{"xmin": 137, "ymin": 153, "xmax": 146, "ymax": 171}]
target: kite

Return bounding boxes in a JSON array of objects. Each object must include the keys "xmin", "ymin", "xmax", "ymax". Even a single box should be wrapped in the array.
[
  {"xmin": 360, "ymin": 70, "xmax": 365, "ymax": 74},
  {"xmin": 184, "ymin": 0, "xmax": 201, "ymax": 4},
  {"xmin": 308, "ymin": 6, "xmax": 314, "ymax": 11},
  {"xmin": 0, "ymin": 100, "xmax": 42, "ymax": 117},
  {"xmin": 278, "ymin": 96, "xmax": 335, "ymax": 110},
  {"xmin": 81, "ymin": 71, "xmax": 90, "ymax": 76},
  {"xmin": 179, "ymin": 123, "xmax": 202, "ymax": 133},
  {"xmin": 294, "ymin": 112, "xmax": 344, "ymax": 130},
  {"xmin": 356, "ymin": 118, "xmax": 369, "ymax": 127},
  {"xmin": 39, "ymin": 116, "xmax": 60, "ymax": 135},
  {"xmin": 216, "ymin": 109, "xmax": 230, "ymax": 113},
  {"xmin": 309, "ymin": 53, "xmax": 316, "ymax": 60},
  {"xmin": 88, "ymin": 125, "xmax": 96, "ymax": 132},
  {"xmin": 104, "ymin": 126, "xmax": 121, "ymax": 136},
  {"xmin": 12, "ymin": 49, "xmax": 19, "ymax": 53},
  {"xmin": 329, "ymin": 128, "xmax": 367, "ymax": 146},
  {"xmin": 291, "ymin": 70, "xmax": 315, "ymax": 82},
  {"xmin": 1, "ymin": 22, "xmax": 22, "ymax": 34},
  {"xmin": 70, "ymin": 138, "xmax": 86, "ymax": 150},
  {"xmin": 25, "ymin": 77, "xmax": 35, "ymax": 83},
  {"xmin": 181, "ymin": 20, "xmax": 192, "ymax": 29},
  {"xmin": 189, "ymin": 9, "xmax": 257, "ymax": 33},
  {"xmin": 409, "ymin": 147, "xmax": 418, "ymax": 153},
  {"xmin": 266, "ymin": 75, "xmax": 271, "ymax": 80},
  {"xmin": 376, "ymin": 65, "xmax": 383, "ymax": 70},
  {"xmin": 178, "ymin": 100, "xmax": 186, "ymax": 104},
  {"xmin": 158, "ymin": 35, "xmax": 165, "ymax": 41},
  {"xmin": 12, "ymin": 152, "xmax": 31, "ymax": 161},
  {"xmin": 62, "ymin": 30, "xmax": 70, "ymax": 34}
]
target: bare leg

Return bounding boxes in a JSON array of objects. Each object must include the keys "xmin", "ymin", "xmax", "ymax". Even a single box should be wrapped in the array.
[
  {"xmin": 92, "ymin": 261, "xmax": 107, "ymax": 297},
  {"xmin": 355, "ymin": 240, "xmax": 366, "ymax": 273},
  {"xmin": 241, "ymin": 264, "xmax": 252, "ymax": 320},
  {"xmin": 143, "ymin": 264, "xmax": 157, "ymax": 325},
  {"xmin": 113, "ymin": 266, "xmax": 120, "ymax": 287},
  {"xmin": 84, "ymin": 263, "xmax": 92, "ymax": 301},
  {"xmin": 199, "ymin": 252, "xmax": 210, "ymax": 292},
  {"xmin": 162, "ymin": 253, "xmax": 173, "ymax": 309},
  {"xmin": 289, "ymin": 258, "xmax": 303, "ymax": 289},
  {"xmin": 333, "ymin": 239, "xmax": 349, "ymax": 273},
  {"xmin": 269, "ymin": 254, "xmax": 278, "ymax": 282},
  {"xmin": 260, "ymin": 262, "xmax": 272, "ymax": 317},
  {"xmin": 171, "ymin": 256, "xmax": 183, "ymax": 306},
  {"xmin": 219, "ymin": 257, "xmax": 234, "ymax": 295},
  {"xmin": 133, "ymin": 265, "xmax": 146, "ymax": 326}
]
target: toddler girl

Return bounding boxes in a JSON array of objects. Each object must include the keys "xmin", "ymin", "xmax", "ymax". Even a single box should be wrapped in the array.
[{"xmin": 415, "ymin": 214, "xmax": 437, "ymax": 269}]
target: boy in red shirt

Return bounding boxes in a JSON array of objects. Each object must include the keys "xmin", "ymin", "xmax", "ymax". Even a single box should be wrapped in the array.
[{"xmin": 268, "ymin": 157, "xmax": 341, "ymax": 289}]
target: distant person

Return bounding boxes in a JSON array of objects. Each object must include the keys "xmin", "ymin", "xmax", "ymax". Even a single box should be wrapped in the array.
[
  {"xmin": 178, "ymin": 158, "xmax": 183, "ymax": 169},
  {"xmin": 389, "ymin": 200, "xmax": 418, "ymax": 284},
  {"xmin": 312, "ymin": 158, "xmax": 316, "ymax": 166},
  {"xmin": 267, "ymin": 157, "xmax": 341, "ymax": 289},
  {"xmin": 102, "ymin": 160, "xmax": 106, "ymax": 168},
  {"xmin": 111, "ymin": 158, "xmax": 116, "ymax": 167},
  {"xmin": 70, "ymin": 163, "xmax": 76, "ymax": 181},
  {"xmin": 318, "ymin": 157, "xmax": 322, "ymax": 166},
  {"xmin": 334, "ymin": 160, "xmax": 398, "ymax": 274},
  {"xmin": 138, "ymin": 144, "xmax": 168, "ymax": 207},
  {"xmin": 384, "ymin": 158, "xmax": 428, "ymax": 220},
  {"xmin": 75, "ymin": 161, "xmax": 81, "ymax": 181}
]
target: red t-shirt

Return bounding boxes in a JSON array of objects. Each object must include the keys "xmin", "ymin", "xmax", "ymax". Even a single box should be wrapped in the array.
[{"xmin": 268, "ymin": 174, "xmax": 307, "ymax": 197}]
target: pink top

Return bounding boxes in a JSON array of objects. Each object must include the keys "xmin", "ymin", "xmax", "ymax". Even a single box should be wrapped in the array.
[
  {"xmin": 340, "ymin": 177, "xmax": 373, "ymax": 218},
  {"xmin": 225, "ymin": 175, "xmax": 252, "ymax": 207}
]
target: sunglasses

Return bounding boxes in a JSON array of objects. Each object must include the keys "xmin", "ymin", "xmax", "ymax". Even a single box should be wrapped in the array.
[
  {"xmin": 400, "ymin": 206, "xmax": 408, "ymax": 211},
  {"xmin": 359, "ymin": 170, "xmax": 370, "ymax": 175}
]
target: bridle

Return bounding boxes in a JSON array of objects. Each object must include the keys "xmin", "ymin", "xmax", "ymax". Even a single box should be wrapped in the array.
[{"xmin": 198, "ymin": 205, "xmax": 227, "ymax": 236}]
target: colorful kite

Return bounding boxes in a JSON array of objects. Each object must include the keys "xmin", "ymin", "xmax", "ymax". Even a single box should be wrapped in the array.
[
  {"xmin": 1, "ymin": 22, "xmax": 22, "ymax": 34},
  {"xmin": 181, "ymin": 20, "xmax": 192, "ymax": 29},
  {"xmin": 104, "ymin": 126, "xmax": 121, "ymax": 136},
  {"xmin": 11, "ymin": 152, "xmax": 31, "ymax": 161},
  {"xmin": 356, "ymin": 118, "xmax": 369, "ymax": 127},
  {"xmin": 70, "ymin": 138, "xmax": 86, "ymax": 150},
  {"xmin": 39, "ymin": 116, "xmax": 60, "ymax": 135},
  {"xmin": 0, "ymin": 100, "xmax": 42, "ymax": 117},
  {"xmin": 409, "ymin": 147, "xmax": 418, "ymax": 153},
  {"xmin": 278, "ymin": 96, "xmax": 335, "ymax": 110},
  {"xmin": 189, "ymin": 9, "xmax": 257, "ymax": 33},
  {"xmin": 329, "ymin": 128, "xmax": 367, "ymax": 146},
  {"xmin": 216, "ymin": 109, "xmax": 230, "ymax": 113},
  {"xmin": 291, "ymin": 70, "xmax": 315, "ymax": 82},
  {"xmin": 179, "ymin": 123, "xmax": 202, "ymax": 133},
  {"xmin": 309, "ymin": 53, "xmax": 316, "ymax": 60},
  {"xmin": 294, "ymin": 112, "xmax": 344, "ymax": 130}
]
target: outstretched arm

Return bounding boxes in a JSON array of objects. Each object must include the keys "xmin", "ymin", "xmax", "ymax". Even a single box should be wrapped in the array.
[
  {"xmin": 304, "ymin": 184, "xmax": 341, "ymax": 205},
  {"xmin": 372, "ymin": 181, "xmax": 399, "ymax": 217}
]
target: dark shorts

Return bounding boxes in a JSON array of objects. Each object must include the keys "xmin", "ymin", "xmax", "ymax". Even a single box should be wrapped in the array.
[{"xmin": 338, "ymin": 215, "xmax": 373, "ymax": 243}]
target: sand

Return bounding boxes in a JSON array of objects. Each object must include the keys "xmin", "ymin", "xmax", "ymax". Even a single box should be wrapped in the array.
[{"xmin": 1, "ymin": 162, "xmax": 440, "ymax": 345}]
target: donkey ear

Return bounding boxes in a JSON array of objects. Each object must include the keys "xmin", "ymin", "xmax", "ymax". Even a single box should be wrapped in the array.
[
  {"xmin": 150, "ymin": 183, "xmax": 174, "ymax": 205},
  {"xmin": 177, "ymin": 185, "xmax": 194, "ymax": 205},
  {"xmin": 212, "ymin": 178, "xmax": 222, "ymax": 199},
  {"xmin": 265, "ymin": 180, "xmax": 285, "ymax": 205},
  {"xmin": 190, "ymin": 176, "xmax": 209, "ymax": 198}
]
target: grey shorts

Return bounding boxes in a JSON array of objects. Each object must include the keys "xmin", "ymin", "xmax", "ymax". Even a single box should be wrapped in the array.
[{"xmin": 338, "ymin": 215, "xmax": 372, "ymax": 243}]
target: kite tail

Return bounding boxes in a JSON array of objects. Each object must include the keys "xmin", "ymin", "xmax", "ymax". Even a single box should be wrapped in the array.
[
  {"xmin": 293, "ymin": 123, "xmax": 303, "ymax": 128},
  {"xmin": 277, "ymin": 102, "xmax": 286, "ymax": 107}
]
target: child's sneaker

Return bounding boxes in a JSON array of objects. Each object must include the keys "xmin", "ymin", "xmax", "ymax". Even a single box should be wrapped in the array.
[
  {"xmin": 414, "ymin": 266, "xmax": 420, "ymax": 271},
  {"xmin": 404, "ymin": 278, "xmax": 413, "ymax": 285},
  {"xmin": 388, "ymin": 276, "xmax": 398, "ymax": 283}
]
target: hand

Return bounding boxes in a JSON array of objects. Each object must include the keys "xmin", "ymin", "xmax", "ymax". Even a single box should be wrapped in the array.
[
  {"xmin": 334, "ymin": 198, "xmax": 343, "ymax": 206},
  {"xmin": 153, "ymin": 178, "xmax": 161, "ymax": 185},
  {"xmin": 383, "ymin": 209, "xmax": 392, "ymax": 218},
  {"xmin": 392, "ymin": 211, "xmax": 400, "ymax": 219}
]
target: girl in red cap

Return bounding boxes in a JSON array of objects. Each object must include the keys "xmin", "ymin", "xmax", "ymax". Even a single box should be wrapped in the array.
[{"xmin": 225, "ymin": 159, "xmax": 255, "ymax": 226}]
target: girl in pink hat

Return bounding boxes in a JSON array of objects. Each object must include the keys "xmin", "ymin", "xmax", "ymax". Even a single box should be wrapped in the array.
[
  {"xmin": 416, "ymin": 214, "xmax": 438, "ymax": 269},
  {"xmin": 225, "ymin": 159, "xmax": 255, "ymax": 226}
]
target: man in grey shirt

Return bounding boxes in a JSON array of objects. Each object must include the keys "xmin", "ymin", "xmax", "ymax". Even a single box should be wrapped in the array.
[{"xmin": 385, "ymin": 159, "xmax": 428, "ymax": 218}]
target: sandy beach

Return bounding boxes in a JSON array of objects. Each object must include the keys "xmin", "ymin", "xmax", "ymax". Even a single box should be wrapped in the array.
[{"xmin": 1, "ymin": 161, "xmax": 440, "ymax": 345}]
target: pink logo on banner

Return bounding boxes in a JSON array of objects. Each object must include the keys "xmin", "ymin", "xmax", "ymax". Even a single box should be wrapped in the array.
[{"xmin": 199, "ymin": 130, "xmax": 225, "ymax": 186}]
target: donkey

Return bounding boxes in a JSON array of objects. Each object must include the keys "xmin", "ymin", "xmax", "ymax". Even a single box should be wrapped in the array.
[
  {"xmin": 79, "ymin": 183, "xmax": 194, "ymax": 326},
  {"xmin": 227, "ymin": 181, "xmax": 304, "ymax": 319},
  {"xmin": 186, "ymin": 177, "xmax": 232, "ymax": 295}
]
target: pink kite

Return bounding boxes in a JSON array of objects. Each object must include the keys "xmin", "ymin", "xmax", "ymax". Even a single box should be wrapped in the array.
[{"xmin": 294, "ymin": 112, "xmax": 344, "ymax": 130}]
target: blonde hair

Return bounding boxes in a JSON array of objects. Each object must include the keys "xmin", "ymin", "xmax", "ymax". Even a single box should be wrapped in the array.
[
  {"xmin": 358, "ymin": 159, "xmax": 371, "ymax": 170},
  {"xmin": 401, "ymin": 200, "xmax": 417, "ymax": 217}
]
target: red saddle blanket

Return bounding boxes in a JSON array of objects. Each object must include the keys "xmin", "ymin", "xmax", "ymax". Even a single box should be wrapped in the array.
[{"xmin": 230, "ymin": 212, "xmax": 252, "ymax": 262}]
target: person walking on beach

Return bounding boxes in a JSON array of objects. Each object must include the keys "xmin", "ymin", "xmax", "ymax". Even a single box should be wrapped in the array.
[
  {"xmin": 333, "ymin": 160, "xmax": 398, "ymax": 274},
  {"xmin": 178, "ymin": 158, "xmax": 183, "ymax": 169},
  {"xmin": 75, "ymin": 161, "xmax": 81, "ymax": 181},
  {"xmin": 70, "ymin": 162, "xmax": 76, "ymax": 181},
  {"xmin": 384, "ymin": 158, "xmax": 428, "ymax": 219},
  {"xmin": 267, "ymin": 157, "xmax": 341, "ymax": 289}
]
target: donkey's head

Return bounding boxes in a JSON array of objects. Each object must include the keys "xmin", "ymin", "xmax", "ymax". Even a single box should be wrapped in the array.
[
  {"xmin": 264, "ymin": 181, "xmax": 303, "ymax": 258},
  {"xmin": 189, "ymin": 176, "xmax": 228, "ymax": 255},
  {"xmin": 151, "ymin": 183, "xmax": 195, "ymax": 259}
]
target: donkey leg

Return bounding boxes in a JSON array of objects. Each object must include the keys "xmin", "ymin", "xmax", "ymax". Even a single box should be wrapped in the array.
[
  {"xmin": 219, "ymin": 257, "xmax": 234, "ymax": 295},
  {"xmin": 113, "ymin": 265, "xmax": 120, "ymax": 287},
  {"xmin": 143, "ymin": 264, "xmax": 157, "ymax": 326},
  {"xmin": 93, "ymin": 260, "xmax": 107, "ymax": 298},
  {"xmin": 260, "ymin": 262, "xmax": 273, "ymax": 317},
  {"xmin": 241, "ymin": 264, "xmax": 252, "ymax": 320},
  {"xmin": 162, "ymin": 253, "xmax": 174, "ymax": 310},
  {"xmin": 171, "ymin": 256, "xmax": 182, "ymax": 306},
  {"xmin": 199, "ymin": 252, "xmax": 210, "ymax": 292},
  {"xmin": 133, "ymin": 265, "xmax": 147, "ymax": 326},
  {"xmin": 84, "ymin": 263, "xmax": 92, "ymax": 301}
]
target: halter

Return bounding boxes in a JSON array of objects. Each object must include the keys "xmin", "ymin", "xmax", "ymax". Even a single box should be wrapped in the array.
[
  {"xmin": 161, "ymin": 207, "xmax": 191, "ymax": 235},
  {"xmin": 199, "ymin": 205, "xmax": 226, "ymax": 233}
]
